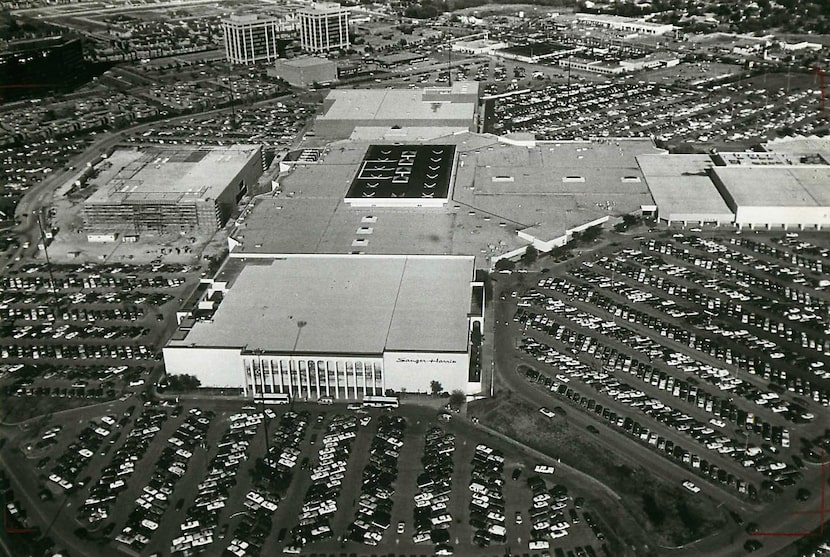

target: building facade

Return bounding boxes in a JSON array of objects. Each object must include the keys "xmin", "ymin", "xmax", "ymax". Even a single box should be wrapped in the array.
[
  {"xmin": 297, "ymin": 2, "xmax": 350, "ymax": 53},
  {"xmin": 575, "ymin": 14, "xmax": 676, "ymax": 36},
  {"xmin": 0, "ymin": 36, "xmax": 84, "ymax": 101},
  {"xmin": 223, "ymin": 14, "xmax": 296, "ymax": 64},
  {"xmin": 270, "ymin": 56, "xmax": 337, "ymax": 86},
  {"xmin": 162, "ymin": 255, "xmax": 482, "ymax": 400}
]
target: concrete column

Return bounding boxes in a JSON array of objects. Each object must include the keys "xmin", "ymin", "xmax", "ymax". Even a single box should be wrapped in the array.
[
  {"xmin": 352, "ymin": 361, "xmax": 359, "ymax": 399},
  {"xmin": 241, "ymin": 359, "xmax": 249, "ymax": 397},
  {"xmin": 325, "ymin": 361, "xmax": 331, "ymax": 397},
  {"xmin": 360, "ymin": 362, "xmax": 367, "ymax": 397},
  {"xmin": 344, "ymin": 362, "xmax": 349, "ymax": 399},
  {"xmin": 334, "ymin": 361, "xmax": 340, "ymax": 399},
  {"xmin": 315, "ymin": 362, "xmax": 321, "ymax": 400},
  {"xmin": 265, "ymin": 24, "xmax": 271, "ymax": 62},
  {"xmin": 224, "ymin": 27, "xmax": 230, "ymax": 62},
  {"xmin": 304, "ymin": 361, "xmax": 311, "ymax": 400}
]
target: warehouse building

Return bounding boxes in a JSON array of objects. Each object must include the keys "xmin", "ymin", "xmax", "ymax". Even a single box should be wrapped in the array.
[
  {"xmin": 83, "ymin": 145, "xmax": 263, "ymax": 234},
  {"xmin": 270, "ymin": 56, "xmax": 337, "ymax": 87},
  {"xmin": 712, "ymin": 166, "xmax": 830, "ymax": 230},
  {"xmin": 638, "ymin": 140, "xmax": 830, "ymax": 229},
  {"xmin": 637, "ymin": 154, "xmax": 734, "ymax": 226},
  {"xmin": 163, "ymin": 255, "xmax": 483, "ymax": 400}
]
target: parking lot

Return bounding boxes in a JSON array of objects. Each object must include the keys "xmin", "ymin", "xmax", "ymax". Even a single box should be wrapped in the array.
[
  {"xmin": 0, "ymin": 261, "xmax": 199, "ymax": 421},
  {"xmin": 485, "ymin": 71, "xmax": 822, "ymax": 147},
  {"xmin": 500, "ymin": 231, "xmax": 830, "ymax": 510},
  {"xmin": 2, "ymin": 400, "xmax": 614, "ymax": 557}
]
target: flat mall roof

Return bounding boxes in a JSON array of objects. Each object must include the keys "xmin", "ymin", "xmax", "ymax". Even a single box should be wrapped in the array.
[
  {"xmin": 345, "ymin": 144, "xmax": 455, "ymax": 201},
  {"xmin": 171, "ymin": 255, "xmax": 474, "ymax": 355},
  {"xmin": 714, "ymin": 166, "xmax": 830, "ymax": 208}
]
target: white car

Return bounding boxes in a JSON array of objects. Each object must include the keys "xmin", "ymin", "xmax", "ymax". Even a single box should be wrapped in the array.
[
  {"xmin": 539, "ymin": 407, "xmax": 555, "ymax": 419},
  {"xmin": 683, "ymin": 480, "xmax": 701, "ymax": 493},
  {"xmin": 412, "ymin": 532, "xmax": 430, "ymax": 544}
]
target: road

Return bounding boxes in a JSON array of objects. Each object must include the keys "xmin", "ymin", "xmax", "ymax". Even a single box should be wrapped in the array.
[{"xmin": 0, "ymin": 400, "xmax": 126, "ymax": 557}]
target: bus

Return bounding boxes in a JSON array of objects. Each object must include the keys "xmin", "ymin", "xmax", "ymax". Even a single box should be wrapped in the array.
[
  {"xmin": 362, "ymin": 395, "xmax": 399, "ymax": 409},
  {"xmin": 256, "ymin": 393, "xmax": 290, "ymax": 405}
]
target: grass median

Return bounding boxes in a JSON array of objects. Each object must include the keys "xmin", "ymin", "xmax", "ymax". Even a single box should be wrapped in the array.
[
  {"xmin": 0, "ymin": 394, "xmax": 115, "ymax": 424},
  {"xmin": 471, "ymin": 394, "xmax": 726, "ymax": 550}
]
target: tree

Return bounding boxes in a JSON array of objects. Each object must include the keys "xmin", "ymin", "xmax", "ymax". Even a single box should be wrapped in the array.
[
  {"xmin": 581, "ymin": 225, "xmax": 603, "ymax": 242},
  {"xmin": 430, "ymin": 380, "xmax": 443, "ymax": 396},
  {"xmin": 622, "ymin": 214, "xmax": 641, "ymax": 227},
  {"xmin": 166, "ymin": 374, "xmax": 201, "ymax": 392},
  {"xmin": 494, "ymin": 258, "xmax": 515, "ymax": 272},
  {"xmin": 448, "ymin": 389, "xmax": 465, "ymax": 410},
  {"xmin": 521, "ymin": 245, "xmax": 538, "ymax": 264}
]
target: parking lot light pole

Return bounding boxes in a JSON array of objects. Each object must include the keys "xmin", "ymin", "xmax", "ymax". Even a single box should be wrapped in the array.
[
  {"xmin": 36, "ymin": 213, "xmax": 60, "ymax": 320},
  {"xmin": 253, "ymin": 351, "xmax": 271, "ymax": 455}
]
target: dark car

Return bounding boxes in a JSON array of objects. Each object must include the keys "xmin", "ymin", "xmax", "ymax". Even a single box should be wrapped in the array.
[{"xmin": 744, "ymin": 539, "xmax": 763, "ymax": 552}]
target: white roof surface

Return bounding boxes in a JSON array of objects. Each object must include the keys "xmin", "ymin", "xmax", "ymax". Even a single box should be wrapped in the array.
[
  {"xmin": 638, "ymin": 154, "xmax": 734, "ymax": 221},
  {"xmin": 714, "ymin": 166, "xmax": 830, "ymax": 207},
  {"xmin": 173, "ymin": 256, "xmax": 473, "ymax": 355},
  {"xmin": 318, "ymin": 84, "xmax": 477, "ymax": 123}
]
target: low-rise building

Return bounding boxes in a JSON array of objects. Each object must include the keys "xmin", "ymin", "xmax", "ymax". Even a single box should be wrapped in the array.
[
  {"xmin": 270, "ymin": 56, "xmax": 337, "ymax": 87},
  {"xmin": 164, "ymin": 255, "xmax": 483, "ymax": 399}
]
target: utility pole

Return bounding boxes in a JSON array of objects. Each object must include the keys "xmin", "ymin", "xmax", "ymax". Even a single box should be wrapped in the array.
[
  {"xmin": 256, "ymin": 362, "xmax": 271, "ymax": 455},
  {"xmin": 36, "ymin": 213, "xmax": 60, "ymax": 320},
  {"xmin": 566, "ymin": 56, "xmax": 572, "ymax": 109},
  {"xmin": 227, "ymin": 61, "xmax": 237, "ymax": 124},
  {"xmin": 811, "ymin": 67, "xmax": 825, "ymax": 117},
  {"xmin": 447, "ymin": 35, "xmax": 452, "ymax": 87}
]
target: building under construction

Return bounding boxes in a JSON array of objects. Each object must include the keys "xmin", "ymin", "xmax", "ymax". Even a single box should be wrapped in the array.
[{"xmin": 82, "ymin": 145, "xmax": 263, "ymax": 234}]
